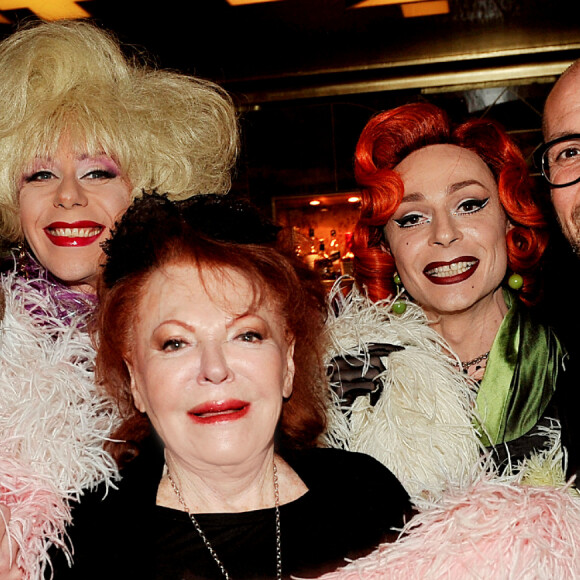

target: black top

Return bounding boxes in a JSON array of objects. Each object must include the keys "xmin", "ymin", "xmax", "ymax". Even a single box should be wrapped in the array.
[
  {"xmin": 530, "ymin": 229, "xmax": 580, "ymax": 486},
  {"xmin": 50, "ymin": 438, "xmax": 411, "ymax": 579}
]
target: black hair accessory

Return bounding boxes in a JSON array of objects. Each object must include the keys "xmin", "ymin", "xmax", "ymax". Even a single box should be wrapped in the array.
[
  {"xmin": 177, "ymin": 193, "xmax": 281, "ymax": 245},
  {"xmin": 102, "ymin": 193, "xmax": 281, "ymax": 287}
]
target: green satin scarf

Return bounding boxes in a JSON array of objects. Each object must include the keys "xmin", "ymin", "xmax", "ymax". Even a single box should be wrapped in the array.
[{"xmin": 475, "ymin": 289, "xmax": 565, "ymax": 447}]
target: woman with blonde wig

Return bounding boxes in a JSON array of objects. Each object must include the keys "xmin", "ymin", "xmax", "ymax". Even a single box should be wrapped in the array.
[{"xmin": 0, "ymin": 19, "xmax": 237, "ymax": 579}]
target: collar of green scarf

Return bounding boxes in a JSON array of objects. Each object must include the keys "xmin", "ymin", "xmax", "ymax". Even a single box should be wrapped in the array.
[{"xmin": 475, "ymin": 289, "xmax": 565, "ymax": 446}]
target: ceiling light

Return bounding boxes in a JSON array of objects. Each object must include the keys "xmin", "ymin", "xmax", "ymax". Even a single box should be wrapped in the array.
[
  {"xmin": 401, "ymin": 1, "xmax": 449, "ymax": 17},
  {"xmin": 226, "ymin": 0, "xmax": 282, "ymax": 5},
  {"xmin": 350, "ymin": 0, "xmax": 449, "ymax": 17},
  {"xmin": 350, "ymin": 0, "xmax": 424, "ymax": 7},
  {"xmin": 0, "ymin": 0, "xmax": 91, "ymax": 20}
]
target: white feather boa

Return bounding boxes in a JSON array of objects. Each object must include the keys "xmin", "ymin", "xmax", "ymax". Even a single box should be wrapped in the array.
[
  {"xmin": 322, "ymin": 285, "xmax": 485, "ymax": 506},
  {"xmin": 0, "ymin": 271, "xmax": 120, "ymax": 579}
]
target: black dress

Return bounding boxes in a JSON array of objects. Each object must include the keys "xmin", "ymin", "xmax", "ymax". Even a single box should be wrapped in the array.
[{"xmin": 49, "ymin": 437, "xmax": 411, "ymax": 579}]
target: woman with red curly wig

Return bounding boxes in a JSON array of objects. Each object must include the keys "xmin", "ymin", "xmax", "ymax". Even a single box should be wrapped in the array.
[{"xmin": 345, "ymin": 102, "xmax": 566, "ymax": 467}]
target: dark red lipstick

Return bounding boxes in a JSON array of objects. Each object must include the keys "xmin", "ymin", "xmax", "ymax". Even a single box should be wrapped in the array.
[
  {"xmin": 188, "ymin": 399, "xmax": 250, "ymax": 424},
  {"xmin": 423, "ymin": 256, "xmax": 479, "ymax": 285},
  {"xmin": 44, "ymin": 221, "xmax": 104, "ymax": 247}
]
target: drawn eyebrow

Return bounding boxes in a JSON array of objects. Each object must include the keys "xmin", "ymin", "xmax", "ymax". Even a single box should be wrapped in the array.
[
  {"xmin": 400, "ymin": 180, "xmax": 487, "ymax": 204},
  {"xmin": 449, "ymin": 179, "xmax": 487, "ymax": 194},
  {"xmin": 399, "ymin": 192, "xmax": 425, "ymax": 204},
  {"xmin": 155, "ymin": 319, "xmax": 195, "ymax": 334},
  {"xmin": 153, "ymin": 311, "xmax": 263, "ymax": 334}
]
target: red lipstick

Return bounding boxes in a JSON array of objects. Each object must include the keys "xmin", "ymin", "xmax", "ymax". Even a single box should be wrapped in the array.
[
  {"xmin": 188, "ymin": 399, "xmax": 250, "ymax": 424},
  {"xmin": 423, "ymin": 256, "xmax": 479, "ymax": 285},
  {"xmin": 44, "ymin": 221, "xmax": 104, "ymax": 247}
]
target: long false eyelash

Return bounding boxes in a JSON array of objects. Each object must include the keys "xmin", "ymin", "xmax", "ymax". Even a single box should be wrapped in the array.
[
  {"xmin": 393, "ymin": 213, "xmax": 428, "ymax": 228},
  {"xmin": 456, "ymin": 197, "xmax": 490, "ymax": 214}
]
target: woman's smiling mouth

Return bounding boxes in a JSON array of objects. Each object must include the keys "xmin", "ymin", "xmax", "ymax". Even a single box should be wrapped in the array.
[
  {"xmin": 423, "ymin": 256, "xmax": 479, "ymax": 285},
  {"xmin": 188, "ymin": 400, "xmax": 251, "ymax": 424},
  {"xmin": 44, "ymin": 221, "xmax": 104, "ymax": 246}
]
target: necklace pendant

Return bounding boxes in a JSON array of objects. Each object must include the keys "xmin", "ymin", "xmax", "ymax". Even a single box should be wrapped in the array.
[{"xmin": 167, "ymin": 460, "xmax": 283, "ymax": 580}]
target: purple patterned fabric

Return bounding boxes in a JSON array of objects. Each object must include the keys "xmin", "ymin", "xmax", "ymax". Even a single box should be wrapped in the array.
[{"xmin": 4, "ymin": 248, "xmax": 97, "ymax": 326}]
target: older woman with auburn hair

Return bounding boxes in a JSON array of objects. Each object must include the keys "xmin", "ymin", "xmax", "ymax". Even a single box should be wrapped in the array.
[
  {"xmin": 0, "ymin": 19, "xmax": 237, "ymax": 579},
  {"xmin": 48, "ymin": 194, "xmax": 411, "ymax": 579},
  {"xmin": 327, "ymin": 102, "xmax": 568, "ymax": 489}
]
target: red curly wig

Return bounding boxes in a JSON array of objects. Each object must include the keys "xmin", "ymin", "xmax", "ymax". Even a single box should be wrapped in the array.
[{"xmin": 353, "ymin": 102, "xmax": 548, "ymax": 306}]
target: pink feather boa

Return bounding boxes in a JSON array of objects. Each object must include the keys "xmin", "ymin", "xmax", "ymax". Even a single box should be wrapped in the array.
[
  {"xmin": 0, "ymin": 268, "xmax": 119, "ymax": 579},
  {"xmin": 318, "ymin": 478, "xmax": 580, "ymax": 579},
  {"xmin": 0, "ymin": 456, "xmax": 70, "ymax": 578}
]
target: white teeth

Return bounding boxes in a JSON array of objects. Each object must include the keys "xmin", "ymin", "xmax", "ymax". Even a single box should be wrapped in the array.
[
  {"xmin": 426, "ymin": 261, "xmax": 477, "ymax": 277},
  {"xmin": 201, "ymin": 409, "xmax": 236, "ymax": 417},
  {"xmin": 48, "ymin": 227, "xmax": 102, "ymax": 238}
]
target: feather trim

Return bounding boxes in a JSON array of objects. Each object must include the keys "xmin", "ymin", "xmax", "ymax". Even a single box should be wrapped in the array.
[
  {"xmin": 0, "ymin": 272, "xmax": 120, "ymax": 579},
  {"xmin": 0, "ymin": 456, "xmax": 70, "ymax": 578},
  {"xmin": 315, "ymin": 474, "xmax": 580, "ymax": 580},
  {"xmin": 316, "ymin": 425, "xmax": 578, "ymax": 580},
  {"xmin": 322, "ymin": 285, "xmax": 484, "ymax": 505},
  {"xmin": 515, "ymin": 420, "xmax": 569, "ymax": 489}
]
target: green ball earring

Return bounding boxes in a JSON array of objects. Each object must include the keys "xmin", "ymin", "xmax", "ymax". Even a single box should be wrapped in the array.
[
  {"xmin": 508, "ymin": 273, "xmax": 523, "ymax": 290},
  {"xmin": 392, "ymin": 272, "xmax": 407, "ymax": 315}
]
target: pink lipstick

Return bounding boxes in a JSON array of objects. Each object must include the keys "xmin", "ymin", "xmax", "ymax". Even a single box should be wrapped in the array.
[
  {"xmin": 188, "ymin": 399, "xmax": 250, "ymax": 424},
  {"xmin": 423, "ymin": 256, "xmax": 479, "ymax": 285},
  {"xmin": 44, "ymin": 221, "xmax": 104, "ymax": 247}
]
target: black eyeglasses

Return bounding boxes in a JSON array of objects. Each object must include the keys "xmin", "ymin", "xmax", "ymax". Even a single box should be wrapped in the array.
[{"xmin": 534, "ymin": 133, "xmax": 580, "ymax": 188}]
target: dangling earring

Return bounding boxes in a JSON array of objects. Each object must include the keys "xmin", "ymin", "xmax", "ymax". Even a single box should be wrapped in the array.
[
  {"xmin": 392, "ymin": 272, "xmax": 407, "ymax": 314},
  {"xmin": 508, "ymin": 273, "xmax": 523, "ymax": 290},
  {"xmin": 15, "ymin": 241, "xmax": 28, "ymax": 278},
  {"xmin": 16, "ymin": 240, "xmax": 26, "ymax": 259}
]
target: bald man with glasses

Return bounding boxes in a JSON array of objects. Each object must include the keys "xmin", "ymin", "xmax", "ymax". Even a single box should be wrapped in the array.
[
  {"xmin": 542, "ymin": 61, "xmax": 580, "ymax": 253},
  {"xmin": 540, "ymin": 63, "xmax": 580, "ymax": 486}
]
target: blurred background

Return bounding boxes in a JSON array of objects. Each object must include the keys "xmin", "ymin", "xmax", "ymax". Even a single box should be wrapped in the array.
[{"xmin": 2, "ymin": 0, "xmax": 579, "ymax": 306}]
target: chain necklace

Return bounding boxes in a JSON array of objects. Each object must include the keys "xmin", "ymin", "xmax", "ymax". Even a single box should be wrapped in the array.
[
  {"xmin": 167, "ymin": 461, "xmax": 282, "ymax": 580},
  {"xmin": 459, "ymin": 351, "xmax": 490, "ymax": 373}
]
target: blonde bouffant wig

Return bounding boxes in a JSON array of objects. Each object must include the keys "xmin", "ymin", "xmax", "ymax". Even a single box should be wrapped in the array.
[{"xmin": 0, "ymin": 19, "xmax": 239, "ymax": 242}]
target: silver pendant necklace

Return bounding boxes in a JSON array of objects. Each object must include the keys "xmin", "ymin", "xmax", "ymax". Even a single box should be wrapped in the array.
[{"xmin": 167, "ymin": 461, "xmax": 282, "ymax": 580}]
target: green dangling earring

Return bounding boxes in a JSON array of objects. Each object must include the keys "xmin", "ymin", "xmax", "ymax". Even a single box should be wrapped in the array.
[
  {"xmin": 392, "ymin": 272, "xmax": 407, "ymax": 314},
  {"xmin": 508, "ymin": 273, "xmax": 523, "ymax": 290}
]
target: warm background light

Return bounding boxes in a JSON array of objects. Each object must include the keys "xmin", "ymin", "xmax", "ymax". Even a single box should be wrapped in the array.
[
  {"xmin": 350, "ymin": 0, "xmax": 449, "ymax": 17},
  {"xmin": 401, "ymin": 1, "xmax": 449, "ymax": 17},
  {"xmin": 309, "ymin": 200, "xmax": 321, "ymax": 206},
  {"xmin": 226, "ymin": 0, "xmax": 282, "ymax": 5},
  {"xmin": 0, "ymin": 0, "xmax": 91, "ymax": 20}
]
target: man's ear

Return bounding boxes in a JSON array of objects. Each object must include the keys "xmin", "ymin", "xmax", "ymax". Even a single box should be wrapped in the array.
[
  {"xmin": 126, "ymin": 359, "xmax": 146, "ymax": 413},
  {"xmin": 283, "ymin": 339, "xmax": 296, "ymax": 399}
]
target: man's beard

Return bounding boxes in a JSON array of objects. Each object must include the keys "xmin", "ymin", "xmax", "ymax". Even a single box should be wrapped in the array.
[{"xmin": 560, "ymin": 204, "xmax": 580, "ymax": 256}]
